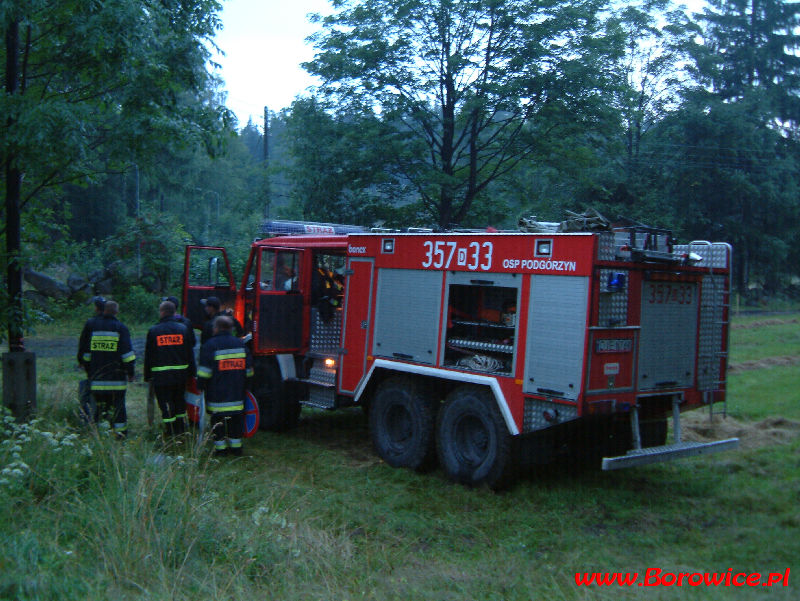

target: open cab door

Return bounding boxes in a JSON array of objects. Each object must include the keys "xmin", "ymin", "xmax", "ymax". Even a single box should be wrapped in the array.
[
  {"xmin": 249, "ymin": 246, "xmax": 305, "ymax": 353},
  {"xmin": 182, "ymin": 246, "xmax": 238, "ymax": 330}
]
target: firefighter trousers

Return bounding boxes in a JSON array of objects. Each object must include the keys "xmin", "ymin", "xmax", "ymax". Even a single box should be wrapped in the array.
[
  {"xmin": 209, "ymin": 410, "xmax": 244, "ymax": 455},
  {"xmin": 154, "ymin": 383, "xmax": 187, "ymax": 437},
  {"xmin": 92, "ymin": 391, "xmax": 128, "ymax": 438}
]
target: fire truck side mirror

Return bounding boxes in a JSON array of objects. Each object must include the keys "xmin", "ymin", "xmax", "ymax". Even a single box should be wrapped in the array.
[{"xmin": 208, "ymin": 256, "xmax": 224, "ymax": 286}]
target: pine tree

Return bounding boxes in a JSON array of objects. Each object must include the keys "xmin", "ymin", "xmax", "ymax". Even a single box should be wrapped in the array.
[{"xmin": 693, "ymin": 0, "xmax": 800, "ymax": 132}]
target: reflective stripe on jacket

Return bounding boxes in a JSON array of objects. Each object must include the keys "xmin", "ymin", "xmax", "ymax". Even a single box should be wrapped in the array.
[
  {"xmin": 197, "ymin": 332, "xmax": 252, "ymax": 408},
  {"xmin": 144, "ymin": 316, "xmax": 196, "ymax": 386},
  {"xmin": 77, "ymin": 316, "xmax": 135, "ymax": 390}
]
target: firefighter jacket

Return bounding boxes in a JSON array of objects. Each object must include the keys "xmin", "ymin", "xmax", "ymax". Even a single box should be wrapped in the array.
[
  {"xmin": 144, "ymin": 316, "xmax": 196, "ymax": 387},
  {"xmin": 200, "ymin": 311, "xmax": 243, "ymax": 346},
  {"xmin": 77, "ymin": 315, "xmax": 104, "ymax": 369},
  {"xmin": 78, "ymin": 315, "xmax": 136, "ymax": 392},
  {"xmin": 175, "ymin": 313, "xmax": 196, "ymax": 350},
  {"xmin": 197, "ymin": 332, "xmax": 253, "ymax": 413}
]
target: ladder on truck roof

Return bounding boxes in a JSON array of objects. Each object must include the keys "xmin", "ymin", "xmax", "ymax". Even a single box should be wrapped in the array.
[
  {"xmin": 259, "ymin": 219, "xmax": 367, "ymax": 237},
  {"xmin": 258, "ymin": 219, "xmax": 436, "ymax": 237}
]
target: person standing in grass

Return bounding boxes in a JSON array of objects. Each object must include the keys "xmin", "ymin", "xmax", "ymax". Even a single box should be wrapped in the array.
[
  {"xmin": 197, "ymin": 315, "xmax": 252, "ymax": 456},
  {"xmin": 76, "ymin": 296, "xmax": 106, "ymax": 361},
  {"xmin": 77, "ymin": 300, "xmax": 136, "ymax": 438},
  {"xmin": 162, "ymin": 294, "xmax": 196, "ymax": 350},
  {"xmin": 76, "ymin": 296, "xmax": 106, "ymax": 422},
  {"xmin": 144, "ymin": 300, "xmax": 196, "ymax": 440}
]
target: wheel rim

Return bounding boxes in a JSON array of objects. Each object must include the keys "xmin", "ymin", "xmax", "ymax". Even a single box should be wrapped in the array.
[
  {"xmin": 385, "ymin": 403, "xmax": 413, "ymax": 452},
  {"xmin": 453, "ymin": 413, "xmax": 490, "ymax": 466}
]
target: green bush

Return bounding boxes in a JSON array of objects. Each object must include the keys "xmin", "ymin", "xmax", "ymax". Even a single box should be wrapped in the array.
[{"xmin": 116, "ymin": 285, "xmax": 159, "ymax": 326}]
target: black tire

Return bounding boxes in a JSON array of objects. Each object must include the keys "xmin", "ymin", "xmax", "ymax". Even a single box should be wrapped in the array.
[
  {"xmin": 436, "ymin": 386, "xmax": 512, "ymax": 489},
  {"xmin": 369, "ymin": 376, "xmax": 436, "ymax": 471},
  {"xmin": 253, "ymin": 358, "xmax": 301, "ymax": 432}
]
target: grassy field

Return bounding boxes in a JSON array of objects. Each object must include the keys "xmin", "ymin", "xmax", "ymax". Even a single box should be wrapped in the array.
[{"xmin": 1, "ymin": 313, "xmax": 798, "ymax": 600}]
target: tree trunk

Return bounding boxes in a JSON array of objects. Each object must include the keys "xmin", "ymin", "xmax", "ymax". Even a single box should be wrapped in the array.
[{"xmin": 5, "ymin": 19, "xmax": 25, "ymax": 352}]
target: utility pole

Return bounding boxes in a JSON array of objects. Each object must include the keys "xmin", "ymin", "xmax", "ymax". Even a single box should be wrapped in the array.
[
  {"xmin": 263, "ymin": 106, "xmax": 271, "ymax": 218},
  {"xmin": 135, "ymin": 164, "xmax": 141, "ymax": 280},
  {"xmin": 264, "ymin": 106, "xmax": 269, "ymax": 163},
  {"xmin": 3, "ymin": 18, "xmax": 37, "ymax": 418}
]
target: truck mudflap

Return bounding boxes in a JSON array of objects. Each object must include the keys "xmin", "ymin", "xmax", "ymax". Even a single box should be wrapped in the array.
[{"xmin": 602, "ymin": 438, "xmax": 740, "ymax": 470}]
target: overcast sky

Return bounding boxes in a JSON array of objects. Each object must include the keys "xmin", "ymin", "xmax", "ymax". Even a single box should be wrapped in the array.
[{"xmin": 212, "ymin": 0, "xmax": 331, "ymax": 128}]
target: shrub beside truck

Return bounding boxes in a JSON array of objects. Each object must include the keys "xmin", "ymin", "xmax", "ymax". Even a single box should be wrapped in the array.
[{"xmin": 182, "ymin": 219, "xmax": 738, "ymax": 488}]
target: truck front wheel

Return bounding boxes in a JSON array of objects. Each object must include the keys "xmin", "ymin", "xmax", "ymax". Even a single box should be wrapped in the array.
[
  {"xmin": 369, "ymin": 376, "xmax": 436, "ymax": 471},
  {"xmin": 436, "ymin": 386, "xmax": 512, "ymax": 489}
]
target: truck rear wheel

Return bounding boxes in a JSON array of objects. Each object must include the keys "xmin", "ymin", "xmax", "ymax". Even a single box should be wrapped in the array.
[
  {"xmin": 369, "ymin": 376, "xmax": 436, "ymax": 471},
  {"xmin": 253, "ymin": 358, "xmax": 301, "ymax": 432},
  {"xmin": 436, "ymin": 386, "xmax": 512, "ymax": 489}
]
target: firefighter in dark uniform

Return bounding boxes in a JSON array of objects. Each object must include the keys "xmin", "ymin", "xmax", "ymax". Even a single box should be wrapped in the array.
[
  {"xmin": 199, "ymin": 296, "xmax": 221, "ymax": 345},
  {"xmin": 200, "ymin": 296, "xmax": 242, "ymax": 345},
  {"xmin": 312, "ymin": 260, "xmax": 344, "ymax": 322},
  {"xmin": 163, "ymin": 295, "xmax": 196, "ymax": 350},
  {"xmin": 144, "ymin": 300, "xmax": 196, "ymax": 439},
  {"xmin": 77, "ymin": 296, "xmax": 107, "ymax": 365},
  {"xmin": 197, "ymin": 315, "xmax": 253, "ymax": 455},
  {"xmin": 77, "ymin": 296, "xmax": 106, "ymax": 421},
  {"xmin": 77, "ymin": 300, "xmax": 135, "ymax": 438}
]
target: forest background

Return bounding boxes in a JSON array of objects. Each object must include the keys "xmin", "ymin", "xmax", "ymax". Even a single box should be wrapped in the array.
[{"xmin": 3, "ymin": 0, "xmax": 800, "ymax": 337}]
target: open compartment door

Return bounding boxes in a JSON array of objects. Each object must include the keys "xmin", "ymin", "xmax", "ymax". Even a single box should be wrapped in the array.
[{"xmin": 182, "ymin": 246, "xmax": 237, "ymax": 329}]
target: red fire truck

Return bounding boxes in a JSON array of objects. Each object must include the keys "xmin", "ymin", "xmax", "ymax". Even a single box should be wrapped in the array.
[{"xmin": 182, "ymin": 219, "xmax": 738, "ymax": 487}]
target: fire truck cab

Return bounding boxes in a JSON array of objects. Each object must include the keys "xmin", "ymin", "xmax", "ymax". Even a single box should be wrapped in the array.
[{"xmin": 183, "ymin": 219, "xmax": 738, "ymax": 488}]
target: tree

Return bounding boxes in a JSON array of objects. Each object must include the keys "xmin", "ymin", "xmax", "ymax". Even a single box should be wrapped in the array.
[
  {"xmin": 670, "ymin": 0, "xmax": 800, "ymax": 293},
  {"xmin": 281, "ymin": 97, "xmax": 404, "ymax": 225},
  {"xmin": 304, "ymin": 0, "xmax": 624, "ymax": 228},
  {"xmin": 691, "ymin": 0, "xmax": 800, "ymax": 133},
  {"xmin": 607, "ymin": 0, "xmax": 698, "ymax": 175},
  {"xmin": 1, "ymin": 0, "xmax": 229, "ymax": 348},
  {"xmin": 542, "ymin": 1, "xmax": 701, "ymax": 227},
  {"xmin": 651, "ymin": 97, "xmax": 800, "ymax": 294}
]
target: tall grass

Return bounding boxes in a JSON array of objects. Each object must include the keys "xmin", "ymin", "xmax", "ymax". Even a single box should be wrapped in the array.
[{"xmin": 1, "ymin": 313, "xmax": 798, "ymax": 600}]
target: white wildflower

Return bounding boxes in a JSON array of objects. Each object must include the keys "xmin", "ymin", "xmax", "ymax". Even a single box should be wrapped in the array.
[{"xmin": 252, "ymin": 506, "xmax": 271, "ymax": 526}]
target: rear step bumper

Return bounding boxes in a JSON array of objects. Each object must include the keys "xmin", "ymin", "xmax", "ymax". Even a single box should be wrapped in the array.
[{"xmin": 602, "ymin": 438, "xmax": 740, "ymax": 471}]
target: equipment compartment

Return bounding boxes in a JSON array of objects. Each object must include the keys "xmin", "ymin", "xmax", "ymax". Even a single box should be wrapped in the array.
[{"xmin": 443, "ymin": 282, "xmax": 519, "ymax": 375}]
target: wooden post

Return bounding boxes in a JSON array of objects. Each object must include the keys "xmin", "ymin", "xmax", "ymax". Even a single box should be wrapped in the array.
[
  {"xmin": 2, "ymin": 352, "xmax": 36, "ymax": 419},
  {"xmin": 4, "ymin": 20, "xmax": 37, "ymax": 419}
]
